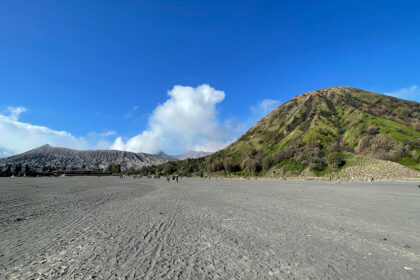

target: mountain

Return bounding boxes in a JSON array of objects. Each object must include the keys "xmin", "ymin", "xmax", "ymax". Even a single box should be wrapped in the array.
[
  {"xmin": 0, "ymin": 144, "xmax": 175, "ymax": 173},
  {"xmin": 143, "ymin": 87, "xmax": 420, "ymax": 179},
  {"xmin": 173, "ymin": 151, "xmax": 213, "ymax": 160}
]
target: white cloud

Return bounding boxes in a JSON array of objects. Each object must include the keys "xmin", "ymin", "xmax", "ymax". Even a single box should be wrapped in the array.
[
  {"xmin": 111, "ymin": 84, "xmax": 237, "ymax": 154},
  {"xmin": 1, "ymin": 87, "xmax": 284, "ymax": 158},
  {"xmin": 385, "ymin": 85, "xmax": 420, "ymax": 102},
  {"xmin": 192, "ymin": 139, "xmax": 232, "ymax": 153},
  {"xmin": 3, "ymin": 106, "xmax": 27, "ymax": 121},
  {"xmin": 251, "ymin": 99, "xmax": 281, "ymax": 118},
  {"xmin": 0, "ymin": 107, "xmax": 87, "ymax": 157},
  {"xmin": 88, "ymin": 130, "xmax": 116, "ymax": 137},
  {"xmin": 124, "ymin": 105, "xmax": 139, "ymax": 118},
  {"xmin": 99, "ymin": 130, "xmax": 116, "ymax": 137},
  {"xmin": 0, "ymin": 146, "xmax": 15, "ymax": 158},
  {"xmin": 95, "ymin": 140, "xmax": 113, "ymax": 150}
]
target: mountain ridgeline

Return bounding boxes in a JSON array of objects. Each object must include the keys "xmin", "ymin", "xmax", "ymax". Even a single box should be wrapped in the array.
[
  {"xmin": 143, "ymin": 87, "xmax": 420, "ymax": 178},
  {"xmin": 0, "ymin": 144, "xmax": 174, "ymax": 175}
]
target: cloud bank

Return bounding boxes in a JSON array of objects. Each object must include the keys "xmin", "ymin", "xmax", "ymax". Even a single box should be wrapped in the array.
[
  {"xmin": 1, "ymin": 85, "xmax": 281, "ymax": 157},
  {"xmin": 0, "ymin": 107, "xmax": 88, "ymax": 157},
  {"xmin": 111, "ymin": 84, "xmax": 236, "ymax": 154},
  {"xmin": 385, "ymin": 85, "xmax": 420, "ymax": 102}
]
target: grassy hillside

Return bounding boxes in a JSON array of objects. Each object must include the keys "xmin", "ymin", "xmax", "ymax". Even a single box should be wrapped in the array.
[{"xmin": 141, "ymin": 87, "xmax": 420, "ymax": 178}]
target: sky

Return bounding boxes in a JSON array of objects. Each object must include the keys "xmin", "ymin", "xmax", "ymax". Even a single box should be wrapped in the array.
[{"xmin": 1, "ymin": 0, "xmax": 420, "ymax": 157}]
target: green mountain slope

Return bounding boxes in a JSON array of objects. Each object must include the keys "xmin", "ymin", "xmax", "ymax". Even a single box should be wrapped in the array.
[{"xmin": 143, "ymin": 87, "xmax": 420, "ymax": 178}]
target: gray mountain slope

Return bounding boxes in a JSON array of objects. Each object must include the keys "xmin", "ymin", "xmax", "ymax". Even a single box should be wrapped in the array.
[{"xmin": 0, "ymin": 144, "xmax": 175, "ymax": 171}]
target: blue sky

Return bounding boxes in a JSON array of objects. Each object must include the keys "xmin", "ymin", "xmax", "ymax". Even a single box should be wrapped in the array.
[{"xmin": 1, "ymin": 0, "xmax": 420, "ymax": 156}]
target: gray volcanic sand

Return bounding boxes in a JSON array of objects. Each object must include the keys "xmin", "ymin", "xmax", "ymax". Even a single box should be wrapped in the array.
[{"xmin": 0, "ymin": 177, "xmax": 419, "ymax": 279}]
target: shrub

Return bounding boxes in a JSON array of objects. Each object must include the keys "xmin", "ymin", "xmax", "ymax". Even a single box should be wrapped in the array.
[
  {"xmin": 222, "ymin": 158, "xmax": 239, "ymax": 172},
  {"xmin": 107, "ymin": 163, "xmax": 121, "ymax": 174},
  {"xmin": 366, "ymin": 125, "xmax": 379, "ymax": 135},
  {"xmin": 240, "ymin": 156, "xmax": 250, "ymax": 170},
  {"xmin": 355, "ymin": 134, "xmax": 404, "ymax": 161},
  {"xmin": 309, "ymin": 162, "xmax": 327, "ymax": 173},
  {"xmin": 205, "ymin": 158, "xmax": 213, "ymax": 172},
  {"xmin": 327, "ymin": 152, "xmax": 346, "ymax": 170},
  {"xmin": 248, "ymin": 149, "xmax": 258, "ymax": 157},
  {"xmin": 412, "ymin": 121, "xmax": 420, "ymax": 131},
  {"xmin": 24, "ymin": 164, "xmax": 36, "ymax": 176},
  {"xmin": 411, "ymin": 150, "xmax": 419, "ymax": 163},
  {"xmin": 369, "ymin": 105, "xmax": 388, "ymax": 116},
  {"xmin": 14, "ymin": 164, "xmax": 22, "ymax": 176},
  {"xmin": 396, "ymin": 107, "xmax": 411, "ymax": 118},
  {"xmin": 246, "ymin": 159, "xmax": 262, "ymax": 174},
  {"xmin": 273, "ymin": 148, "xmax": 295, "ymax": 162},
  {"xmin": 222, "ymin": 158, "xmax": 232, "ymax": 171},
  {"xmin": 355, "ymin": 137, "xmax": 369, "ymax": 154},
  {"xmin": 3, "ymin": 165, "xmax": 12, "ymax": 177},
  {"xmin": 125, "ymin": 167, "xmax": 136, "ymax": 175},
  {"xmin": 318, "ymin": 127, "xmax": 329, "ymax": 136},
  {"xmin": 327, "ymin": 142, "xmax": 340, "ymax": 152},
  {"xmin": 163, "ymin": 163, "xmax": 176, "ymax": 174},
  {"xmin": 262, "ymin": 157, "xmax": 273, "ymax": 171}
]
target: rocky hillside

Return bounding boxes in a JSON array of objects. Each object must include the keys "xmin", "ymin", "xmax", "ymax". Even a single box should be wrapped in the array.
[
  {"xmin": 0, "ymin": 144, "xmax": 174, "ymax": 173},
  {"xmin": 142, "ymin": 87, "xmax": 420, "ymax": 179}
]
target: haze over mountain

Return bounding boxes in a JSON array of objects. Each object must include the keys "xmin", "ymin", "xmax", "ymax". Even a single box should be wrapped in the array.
[
  {"xmin": 173, "ymin": 151, "xmax": 213, "ymax": 160},
  {"xmin": 144, "ymin": 87, "xmax": 420, "ymax": 179},
  {"xmin": 0, "ymin": 144, "xmax": 174, "ymax": 173}
]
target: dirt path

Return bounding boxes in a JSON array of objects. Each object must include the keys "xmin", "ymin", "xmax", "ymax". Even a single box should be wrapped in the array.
[{"xmin": 1, "ymin": 177, "xmax": 419, "ymax": 279}]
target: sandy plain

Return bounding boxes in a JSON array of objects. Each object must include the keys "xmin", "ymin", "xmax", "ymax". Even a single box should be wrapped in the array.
[{"xmin": 0, "ymin": 176, "xmax": 419, "ymax": 279}]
